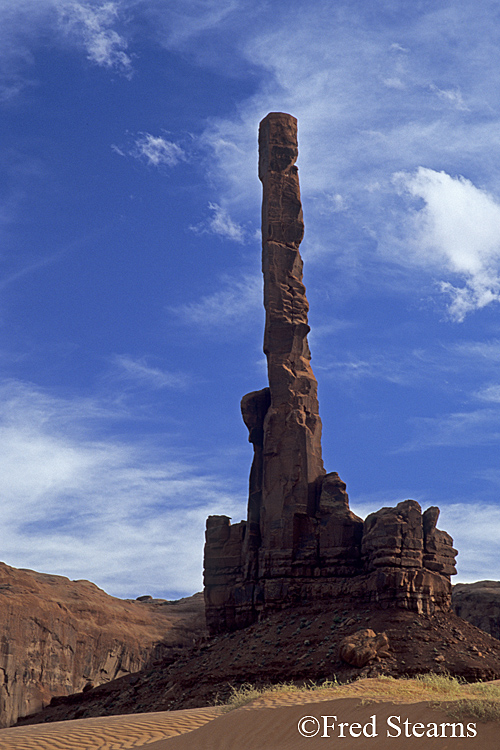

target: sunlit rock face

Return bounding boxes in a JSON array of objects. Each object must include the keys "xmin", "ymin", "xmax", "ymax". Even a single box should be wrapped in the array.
[
  {"xmin": 203, "ymin": 113, "xmax": 457, "ymax": 635},
  {"xmin": 0, "ymin": 564, "xmax": 205, "ymax": 726}
]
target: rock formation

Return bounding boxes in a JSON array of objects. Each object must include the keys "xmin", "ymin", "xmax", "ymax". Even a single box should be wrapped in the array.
[
  {"xmin": 453, "ymin": 581, "xmax": 500, "ymax": 640},
  {"xmin": 0, "ymin": 562, "xmax": 205, "ymax": 727},
  {"xmin": 258, "ymin": 112, "xmax": 325, "ymax": 563},
  {"xmin": 339, "ymin": 628, "xmax": 390, "ymax": 668},
  {"xmin": 204, "ymin": 112, "xmax": 457, "ymax": 635}
]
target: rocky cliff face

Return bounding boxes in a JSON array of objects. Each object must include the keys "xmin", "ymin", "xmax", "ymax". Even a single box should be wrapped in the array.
[
  {"xmin": 204, "ymin": 113, "xmax": 457, "ymax": 635},
  {"xmin": 453, "ymin": 581, "xmax": 500, "ymax": 640},
  {"xmin": 0, "ymin": 562, "xmax": 205, "ymax": 726}
]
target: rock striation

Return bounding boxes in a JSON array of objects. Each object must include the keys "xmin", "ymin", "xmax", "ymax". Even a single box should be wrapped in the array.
[
  {"xmin": 0, "ymin": 563, "xmax": 205, "ymax": 727},
  {"xmin": 204, "ymin": 112, "xmax": 457, "ymax": 635}
]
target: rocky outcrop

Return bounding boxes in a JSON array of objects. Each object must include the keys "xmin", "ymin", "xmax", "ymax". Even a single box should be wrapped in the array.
[
  {"xmin": 203, "ymin": 113, "xmax": 457, "ymax": 635},
  {"xmin": 0, "ymin": 562, "xmax": 205, "ymax": 726},
  {"xmin": 452, "ymin": 581, "xmax": 500, "ymax": 640}
]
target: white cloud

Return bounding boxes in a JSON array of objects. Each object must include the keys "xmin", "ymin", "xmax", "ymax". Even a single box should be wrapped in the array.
[
  {"xmin": 112, "ymin": 355, "xmax": 190, "ymax": 390},
  {"xmin": 160, "ymin": 1, "xmax": 500, "ymax": 318},
  {"xmin": 397, "ymin": 408, "xmax": 500, "ymax": 451},
  {"xmin": 394, "ymin": 168, "xmax": 500, "ymax": 320},
  {"xmin": 175, "ymin": 272, "xmax": 262, "ymax": 327},
  {"xmin": 190, "ymin": 202, "xmax": 246, "ymax": 243},
  {"xmin": 56, "ymin": 1, "xmax": 132, "ymax": 74},
  {"xmin": 147, "ymin": 0, "xmax": 242, "ymax": 49},
  {"xmin": 439, "ymin": 503, "xmax": 500, "ymax": 582},
  {"xmin": 207, "ymin": 202, "xmax": 245, "ymax": 242},
  {"xmin": 0, "ymin": 379, "xmax": 246, "ymax": 598},
  {"xmin": 318, "ymin": 345, "xmax": 453, "ymax": 389},
  {"xmin": 474, "ymin": 384, "xmax": 500, "ymax": 403},
  {"xmin": 0, "ymin": 0, "xmax": 133, "ymax": 99},
  {"xmin": 128, "ymin": 133, "xmax": 186, "ymax": 168},
  {"xmin": 389, "ymin": 43, "xmax": 408, "ymax": 54},
  {"xmin": 0, "ymin": 1, "xmax": 52, "ymax": 100},
  {"xmin": 451, "ymin": 339, "xmax": 500, "ymax": 363},
  {"xmin": 319, "ymin": 193, "xmax": 349, "ymax": 214},
  {"xmin": 430, "ymin": 84, "xmax": 469, "ymax": 111},
  {"xmin": 320, "ymin": 354, "xmax": 410, "ymax": 386},
  {"xmin": 383, "ymin": 77, "xmax": 405, "ymax": 90}
]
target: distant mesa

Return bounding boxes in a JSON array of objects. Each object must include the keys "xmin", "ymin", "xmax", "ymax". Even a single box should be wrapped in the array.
[
  {"xmin": 452, "ymin": 581, "xmax": 500, "ymax": 641},
  {"xmin": 203, "ymin": 112, "xmax": 457, "ymax": 635}
]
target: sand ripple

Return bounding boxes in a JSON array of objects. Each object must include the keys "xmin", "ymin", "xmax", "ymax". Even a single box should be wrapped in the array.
[{"xmin": 0, "ymin": 708, "xmax": 223, "ymax": 750}]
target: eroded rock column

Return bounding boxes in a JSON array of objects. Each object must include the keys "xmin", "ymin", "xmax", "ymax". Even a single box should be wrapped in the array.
[{"xmin": 258, "ymin": 113, "xmax": 325, "ymax": 571}]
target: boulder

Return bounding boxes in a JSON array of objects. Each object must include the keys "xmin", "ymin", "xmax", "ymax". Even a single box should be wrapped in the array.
[{"xmin": 339, "ymin": 629, "xmax": 390, "ymax": 668}]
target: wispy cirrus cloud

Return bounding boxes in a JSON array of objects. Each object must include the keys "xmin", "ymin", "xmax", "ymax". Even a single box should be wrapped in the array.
[
  {"xmin": 0, "ymin": 0, "xmax": 133, "ymax": 100},
  {"xmin": 429, "ymin": 84, "xmax": 469, "ymax": 111},
  {"xmin": 0, "ymin": 378, "xmax": 245, "ymax": 598},
  {"xmin": 129, "ymin": 133, "xmax": 186, "ymax": 167},
  {"xmin": 146, "ymin": 0, "xmax": 244, "ymax": 49},
  {"xmin": 451, "ymin": 339, "xmax": 500, "ymax": 363},
  {"xmin": 474, "ymin": 385, "xmax": 500, "ymax": 404},
  {"xmin": 112, "ymin": 355, "xmax": 191, "ymax": 390},
  {"xmin": 317, "ymin": 343, "xmax": 462, "ymax": 390},
  {"xmin": 174, "ymin": 272, "xmax": 262, "ymax": 328},
  {"xmin": 397, "ymin": 408, "xmax": 500, "ymax": 452},
  {"xmin": 190, "ymin": 202, "xmax": 246, "ymax": 243},
  {"xmin": 112, "ymin": 131, "xmax": 187, "ymax": 169},
  {"xmin": 57, "ymin": 1, "xmax": 132, "ymax": 74}
]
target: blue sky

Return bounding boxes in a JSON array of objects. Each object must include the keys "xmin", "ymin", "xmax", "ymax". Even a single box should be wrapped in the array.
[{"xmin": 1, "ymin": 0, "xmax": 500, "ymax": 599}]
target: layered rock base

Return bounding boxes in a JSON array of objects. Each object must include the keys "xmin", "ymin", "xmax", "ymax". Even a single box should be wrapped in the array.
[
  {"xmin": 204, "ymin": 113, "xmax": 457, "ymax": 635},
  {"xmin": 205, "ymin": 481, "xmax": 457, "ymax": 633}
]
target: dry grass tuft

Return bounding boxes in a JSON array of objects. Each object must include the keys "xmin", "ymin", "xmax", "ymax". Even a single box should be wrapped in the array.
[
  {"xmin": 223, "ymin": 674, "xmax": 500, "ymax": 722},
  {"xmin": 443, "ymin": 698, "xmax": 500, "ymax": 723},
  {"xmin": 224, "ymin": 678, "xmax": 339, "ymax": 710}
]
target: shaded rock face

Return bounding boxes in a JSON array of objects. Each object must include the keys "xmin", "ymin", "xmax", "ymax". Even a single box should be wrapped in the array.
[
  {"xmin": 452, "ymin": 581, "xmax": 500, "ymax": 640},
  {"xmin": 203, "ymin": 113, "xmax": 457, "ymax": 635},
  {"xmin": 0, "ymin": 563, "xmax": 205, "ymax": 727}
]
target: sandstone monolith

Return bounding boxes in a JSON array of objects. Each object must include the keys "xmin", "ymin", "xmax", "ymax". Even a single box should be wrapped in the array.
[
  {"xmin": 258, "ymin": 113, "xmax": 325, "ymax": 575},
  {"xmin": 203, "ymin": 113, "xmax": 457, "ymax": 634}
]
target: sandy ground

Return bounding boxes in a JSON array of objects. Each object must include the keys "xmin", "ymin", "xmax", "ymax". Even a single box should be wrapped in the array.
[
  {"xmin": 0, "ymin": 707, "xmax": 223, "ymax": 749},
  {"xmin": 1, "ymin": 689, "xmax": 498, "ymax": 750}
]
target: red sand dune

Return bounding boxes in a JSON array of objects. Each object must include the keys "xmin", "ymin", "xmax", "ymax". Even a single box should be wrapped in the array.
[{"xmin": 1, "ymin": 694, "xmax": 498, "ymax": 750}]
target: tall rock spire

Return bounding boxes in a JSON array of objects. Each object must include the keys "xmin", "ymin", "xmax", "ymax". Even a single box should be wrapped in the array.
[
  {"xmin": 203, "ymin": 113, "xmax": 457, "ymax": 635},
  {"xmin": 258, "ymin": 112, "xmax": 325, "ymax": 562}
]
